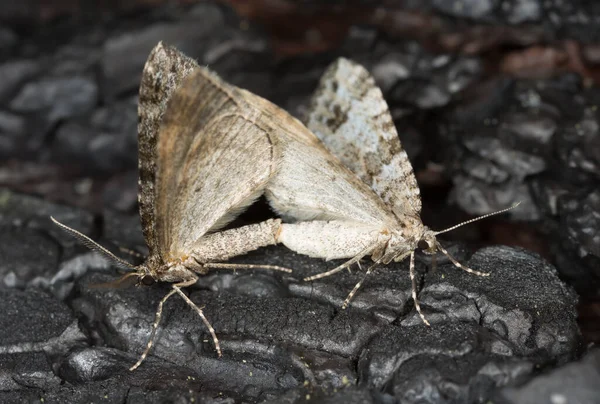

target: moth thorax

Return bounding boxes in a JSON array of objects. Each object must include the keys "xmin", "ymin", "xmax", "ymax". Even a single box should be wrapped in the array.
[
  {"xmin": 146, "ymin": 256, "xmax": 196, "ymax": 283},
  {"xmin": 381, "ymin": 233, "xmax": 413, "ymax": 264},
  {"xmin": 154, "ymin": 262, "xmax": 196, "ymax": 283}
]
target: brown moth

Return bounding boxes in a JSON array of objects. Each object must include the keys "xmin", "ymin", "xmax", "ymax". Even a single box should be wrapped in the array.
[
  {"xmin": 51, "ymin": 42, "xmax": 297, "ymax": 370},
  {"xmin": 265, "ymin": 58, "xmax": 520, "ymax": 324},
  {"xmin": 111, "ymin": 46, "xmax": 518, "ymax": 329}
]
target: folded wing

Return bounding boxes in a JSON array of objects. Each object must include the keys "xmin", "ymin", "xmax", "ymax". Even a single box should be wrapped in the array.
[
  {"xmin": 155, "ymin": 67, "xmax": 279, "ymax": 259},
  {"xmin": 245, "ymin": 91, "xmax": 397, "ymax": 227},
  {"xmin": 138, "ymin": 42, "xmax": 200, "ymax": 261},
  {"xmin": 305, "ymin": 57, "xmax": 422, "ymax": 217}
]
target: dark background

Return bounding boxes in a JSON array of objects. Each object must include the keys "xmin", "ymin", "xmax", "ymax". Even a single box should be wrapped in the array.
[{"xmin": 0, "ymin": 1, "xmax": 599, "ymax": 403}]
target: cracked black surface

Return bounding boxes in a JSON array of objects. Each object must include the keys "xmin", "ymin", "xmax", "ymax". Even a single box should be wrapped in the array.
[
  {"xmin": 0, "ymin": 1, "xmax": 597, "ymax": 403},
  {"xmin": 0, "ymin": 188, "xmax": 583, "ymax": 403},
  {"xmin": 440, "ymin": 74, "xmax": 600, "ymax": 295}
]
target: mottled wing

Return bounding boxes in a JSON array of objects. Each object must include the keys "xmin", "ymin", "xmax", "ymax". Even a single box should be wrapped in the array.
[
  {"xmin": 155, "ymin": 68, "xmax": 279, "ymax": 259},
  {"xmin": 267, "ymin": 133, "xmax": 398, "ymax": 227},
  {"xmin": 260, "ymin": 92, "xmax": 397, "ymax": 227},
  {"xmin": 305, "ymin": 57, "xmax": 422, "ymax": 217},
  {"xmin": 138, "ymin": 42, "xmax": 199, "ymax": 261}
]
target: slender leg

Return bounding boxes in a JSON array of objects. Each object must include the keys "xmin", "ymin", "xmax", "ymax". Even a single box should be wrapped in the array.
[
  {"xmin": 90, "ymin": 272, "xmax": 139, "ymax": 289},
  {"xmin": 129, "ymin": 278, "xmax": 219, "ymax": 371},
  {"xmin": 204, "ymin": 262, "xmax": 292, "ymax": 273},
  {"xmin": 129, "ymin": 287, "xmax": 179, "ymax": 371},
  {"xmin": 435, "ymin": 242, "xmax": 489, "ymax": 276},
  {"xmin": 341, "ymin": 260, "xmax": 380, "ymax": 309},
  {"xmin": 410, "ymin": 252, "xmax": 430, "ymax": 326},
  {"xmin": 304, "ymin": 242, "xmax": 379, "ymax": 281},
  {"xmin": 354, "ymin": 261, "xmax": 362, "ymax": 273},
  {"xmin": 172, "ymin": 284, "xmax": 221, "ymax": 358}
]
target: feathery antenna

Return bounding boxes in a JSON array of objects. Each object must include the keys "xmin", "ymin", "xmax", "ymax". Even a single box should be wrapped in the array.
[
  {"xmin": 434, "ymin": 202, "xmax": 521, "ymax": 236},
  {"xmin": 50, "ymin": 216, "xmax": 137, "ymax": 270}
]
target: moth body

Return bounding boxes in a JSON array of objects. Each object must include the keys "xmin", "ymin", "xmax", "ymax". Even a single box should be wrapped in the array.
[
  {"xmin": 277, "ymin": 220, "xmax": 382, "ymax": 260},
  {"xmin": 265, "ymin": 57, "xmax": 518, "ymax": 321},
  {"xmin": 51, "ymin": 43, "xmax": 292, "ymax": 371},
  {"xmin": 49, "ymin": 45, "xmax": 519, "ymax": 368},
  {"xmin": 385, "ymin": 218, "xmax": 441, "ymax": 264},
  {"xmin": 143, "ymin": 257, "xmax": 201, "ymax": 283},
  {"xmin": 276, "ymin": 216, "xmax": 436, "ymax": 265}
]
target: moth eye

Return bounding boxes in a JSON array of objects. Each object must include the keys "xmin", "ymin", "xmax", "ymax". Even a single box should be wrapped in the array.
[
  {"xmin": 141, "ymin": 275, "xmax": 155, "ymax": 286},
  {"xmin": 417, "ymin": 239, "xmax": 429, "ymax": 250}
]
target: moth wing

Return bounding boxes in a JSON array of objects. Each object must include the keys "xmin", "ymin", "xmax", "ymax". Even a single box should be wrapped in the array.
[
  {"xmin": 155, "ymin": 67, "xmax": 279, "ymax": 259},
  {"xmin": 138, "ymin": 42, "xmax": 199, "ymax": 261},
  {"xmin": 252, "ymin": 90, "xmax": 397, "ymax": 227},
  {"xmin": 305, "ymin": 57, "xmax": 422, "ymax": 217}
]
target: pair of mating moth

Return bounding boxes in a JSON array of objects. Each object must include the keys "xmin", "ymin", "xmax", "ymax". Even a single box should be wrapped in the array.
[{"xmin": 52, "ymin": 42, "xmax": 517, "ymax": 371}]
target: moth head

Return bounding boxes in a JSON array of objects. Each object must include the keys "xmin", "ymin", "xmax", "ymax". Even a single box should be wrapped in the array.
[
  {"xmin": 396, "ymin": 203, "xmax": 521, "ymax": 276},
  {"xmin": 134, "ymin": 262, "xmax": 158, "ymax": 285},
  {"xmin": 138, "ymin": 272, "xmax": 156, "ymax": 286}
]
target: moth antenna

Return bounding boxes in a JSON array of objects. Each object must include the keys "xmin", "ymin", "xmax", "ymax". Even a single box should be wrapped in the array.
[
  {"xmin": 50, "ymin": 216, "xmax": 137, "ymax": 271},
  {"xmin": 434, "ymin": 202, "xmax": 521, "ymax": 236}
]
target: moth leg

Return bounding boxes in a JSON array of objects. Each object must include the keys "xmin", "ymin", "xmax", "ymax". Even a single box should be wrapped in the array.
[
  {"xmin": 409, "ymin": 252, "xmax": 430, "ymax": 326},
  {"xmin": 341, "ymin": 260, "xmax": 379, "ymax": 309},
  {"xmin": 204, "ymin": 262, "xmax": 291, "ymax": 273},
  {"xmin": 191, "ymin": 219, "xmax": 291, "ymax": 272},
  {"xmin": 129, "ymin": 287, "xmax": 179, "ymax": 371},
  {"xmin": 435, "ymin": 242, "xmax": 489, "ymax": 276},
  {"xmin": 304, "ymin": 242, "xmax": 378, "ymax": 281},
  {"xmin": 171, "ymin": 280, "xmax": 222, "ymax": 358},
  {"xmin": 354, "ymin": 260, "xmax": 363, "ymax": 274}
]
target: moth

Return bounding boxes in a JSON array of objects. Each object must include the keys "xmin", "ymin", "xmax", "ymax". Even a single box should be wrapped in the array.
[
  {"xmin": 51, "ymin": 42, "xmax": 297, "ymax": 370},
  {"xmin": 265, "ymin": 57, "xmax": 519, "ymax": 324}
]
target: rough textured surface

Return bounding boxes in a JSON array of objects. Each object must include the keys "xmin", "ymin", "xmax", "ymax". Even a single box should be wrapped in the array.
[
  {"xmin": 0, "ymin": 1, "xmax": 597, "ymax": 403},
  {"xmin": 0, "ymin": 190, "xmax": 583, "ymax": 402},
  {"xmin": 440, "ymin": 74, "xmax": 600, "ymax": 296},
  {"xmin": 497, "ymin": 348, "xmax": 600, "ymax": 404}
]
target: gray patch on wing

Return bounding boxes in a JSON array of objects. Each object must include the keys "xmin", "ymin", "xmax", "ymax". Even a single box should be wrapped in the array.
[{"xmin": 305, "ymin": 57, "xmax": 422, "ymax": 217}]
